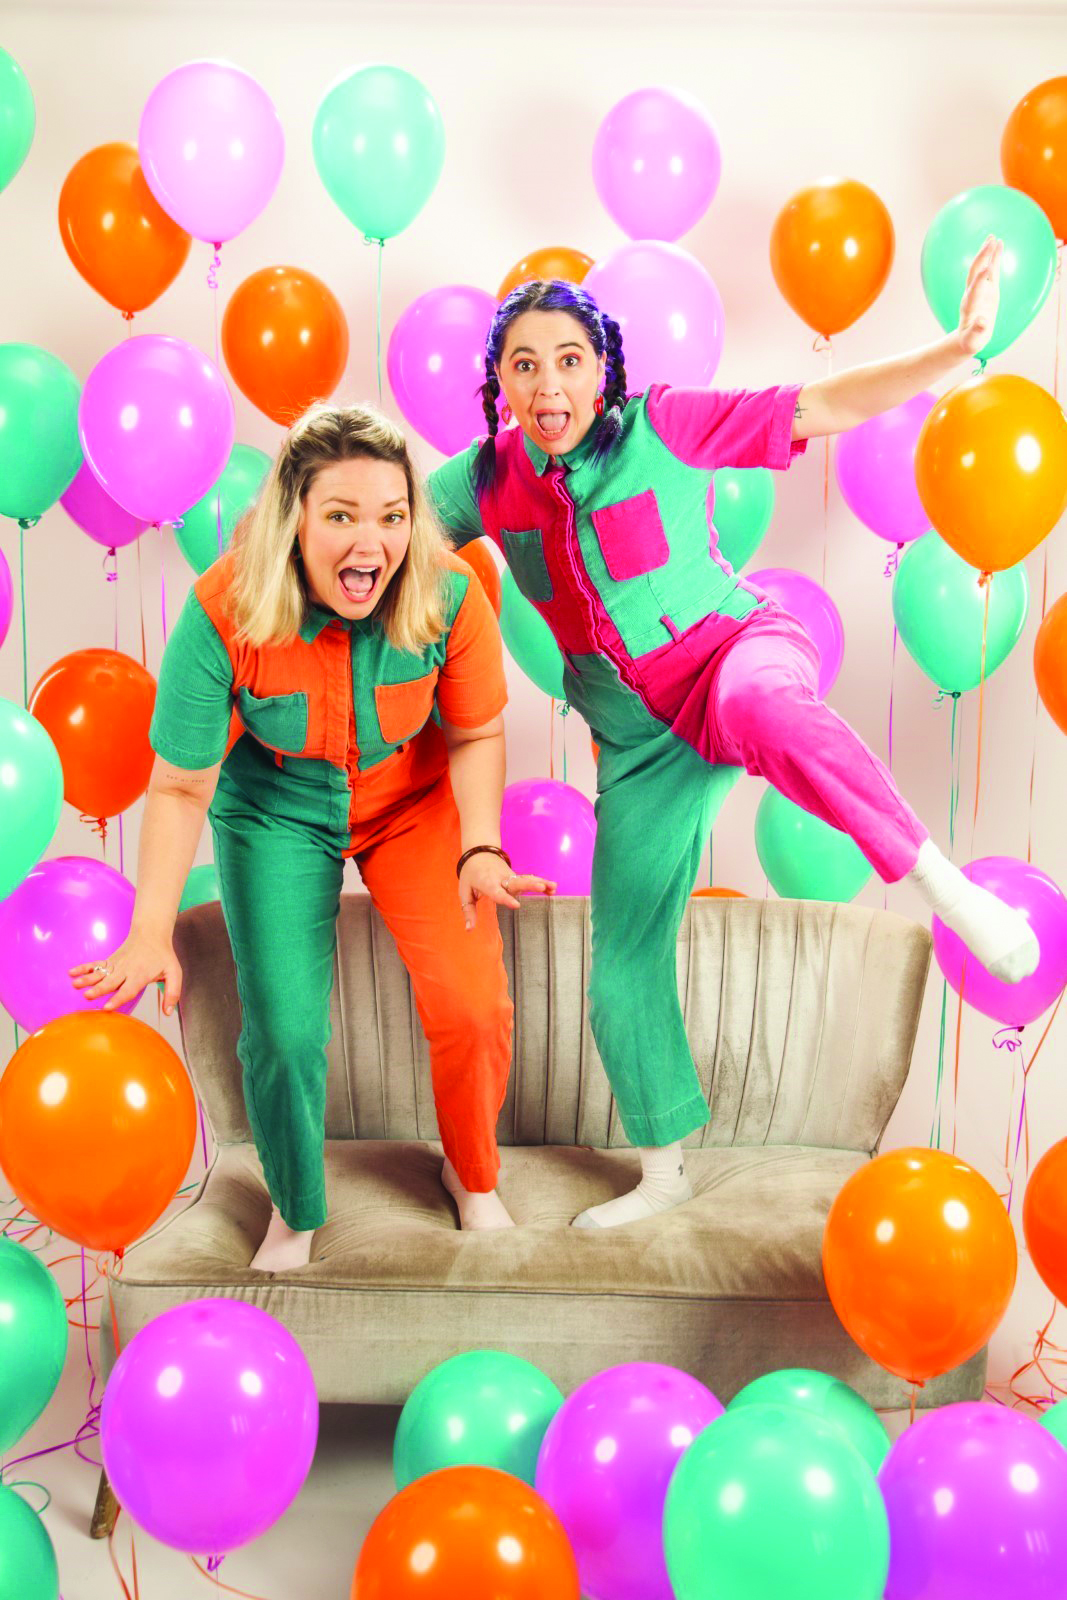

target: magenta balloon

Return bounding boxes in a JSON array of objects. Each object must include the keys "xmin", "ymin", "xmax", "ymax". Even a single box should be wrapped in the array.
[
  {"xmin": 0, "ymin": 546, "xmax": 11, "ymax": 650},
  {"xmin": 79, "ymin": 335, "xmax": 235, "ymax": 525},
  {"xmin": 500, "ymin": 779, "xmax": 596, "ymax": 896},
  {"xmin": 61, "ymin": 460, "xmax": 148, "ymax": 550},
  {"xmin": 101, "ymin": 1298, "xmax": 318, "ymax": 1556},
  {"xmin": 880, "ymin": 1403, "xmax": 1067, "ymax": 1600},
  {"xmin": 835, "ymin": 393, "xmax": 936, "ymax": 545},
  {"xmin": 387, "ymin": 285, "xmax": 496, "ymax": 457},
  {"xmin": 746, "ymin": 567, "xmax": 844, "ymax": 697},
  {"xmin": 932, "ymin": 856, "xmax": 1067, "ymax": 1027},
  {"xmin": 593, "ymin": 88, "xmax": 722, "ymax": 242},
  {"xmin": 138, "ymin": 60, "xmax": 284, "ymax": 244},
  {"xmin": 0, "ymin": 855, "xmax": 141, "ymax": 1031},
  {"xmin": 584, "ymin": 241, "xmax": 724, "ymax": 394},
  {"xmin": 536, "ymin": 1362, "xmax": 724, "ymax": 1600}
]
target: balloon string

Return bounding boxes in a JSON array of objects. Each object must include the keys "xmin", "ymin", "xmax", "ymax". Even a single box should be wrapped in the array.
[
  {"xmin": 559, "ymin": 699, "xmax": 570, "ymax": 785},
  {"xmin": 1027, "ymin": 546, "xmax": 1049, "ymax": 865},
  {"xmin": 134, "ymin": 535, "xmax": 148, "ymax": 668},
  {"xmin": 549, "ymin": 696, "xmax": 555, "ymax": 780},
  {"xmin": 951, "ymin": 955, "xmax": 967, "ymax": 1156},
  {"xmin": 814, "ymin": 336, "xmax": 833, "ymax": 588},
  {"xmin": 190, "ymin": 1555, "xmax": 275, "ymax": 1598},
  {"xmin": 969, "ymin": 574, "xmax": 992, "ymax": 855},
  {"xmin": 365, "ymin": 235, "xmax": 385, "ymax": 405},
  {"xmin": 158, "ymin": 525, "xmax": 169, "ymax": 645},
  {"xmin": 17, "ymin": 517, "xmax": 36, "ymax": 707},
  {"xmin": 1005, "ymin": 1301, "xmax": 1067, "ymax": 1410},
  {"xmin": 108, "ymin": 1507, "xmax": 141, "ymax": 1600}
]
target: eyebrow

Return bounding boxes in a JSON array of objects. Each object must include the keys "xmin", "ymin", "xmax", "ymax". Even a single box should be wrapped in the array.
[
  {"xmin": 509, "ymin": 342, "xmax": 585, "ymax": 357},
  {"xmin": 321, "ymin": 496, "xmax": 408, "ymax": 509}
]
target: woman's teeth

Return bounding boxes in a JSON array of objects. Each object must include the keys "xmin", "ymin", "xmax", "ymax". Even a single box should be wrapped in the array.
[
  {"xmin": 536, "ymin": 411, "xmax": 570, "ymax": 439},
  {"xmin": 340, "ymin": 566, "xmax": 380, "ymax": 600}
]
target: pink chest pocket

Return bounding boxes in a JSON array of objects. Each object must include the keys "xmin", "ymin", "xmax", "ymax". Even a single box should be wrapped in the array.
[{"xmin": 591, "ymin": 489, "xmax": 670, "ymax": 582}]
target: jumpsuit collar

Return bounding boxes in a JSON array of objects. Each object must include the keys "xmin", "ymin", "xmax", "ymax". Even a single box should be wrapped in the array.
[
  {"xmin": 298, "ymin": 602, "xmax": 353, "ymax": 643},
  {"xmin": 522, "ymin": 417, "xmax": 604, "ymax": 477}
]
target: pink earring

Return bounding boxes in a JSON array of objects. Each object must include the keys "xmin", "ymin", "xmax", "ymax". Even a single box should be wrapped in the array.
[{"xmin": 501, "ymin": 402, "xmax": 512, "ymax": 425}]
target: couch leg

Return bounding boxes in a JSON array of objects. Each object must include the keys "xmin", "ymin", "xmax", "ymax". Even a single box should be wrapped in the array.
[{"xmin": 90, "ymin": 1469, "xmax": 119, "ymax": 1540}]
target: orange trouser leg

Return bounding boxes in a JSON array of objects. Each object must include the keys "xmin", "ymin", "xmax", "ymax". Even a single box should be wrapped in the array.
[{"xmin": 355, "ymin": 776, "xmax": 514, "ymax": 1192}]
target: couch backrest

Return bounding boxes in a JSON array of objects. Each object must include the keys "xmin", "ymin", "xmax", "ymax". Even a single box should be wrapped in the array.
[{"xmin": 173, "ymin": 893, "xmax": 931, "ymax": 1154}]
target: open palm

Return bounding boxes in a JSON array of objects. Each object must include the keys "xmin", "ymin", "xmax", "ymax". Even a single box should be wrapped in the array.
[{"xmin": 957, "ymin": 236, "xmax": 1003, "ymax": 357}]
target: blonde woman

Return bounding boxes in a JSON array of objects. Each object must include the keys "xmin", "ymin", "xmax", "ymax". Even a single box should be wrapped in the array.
[{"xmin": 70, "ymin": 404, "xmax": 551, "ymax": 1269}]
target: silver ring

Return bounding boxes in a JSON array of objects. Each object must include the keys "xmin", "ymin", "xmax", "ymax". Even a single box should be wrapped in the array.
[
  {"xmin": 93, "ymin": 963, "xmax": 111, "ymax": 976},
  {"xmin": 504, "ymin": 875, "xmax": 513, "ymax": 893}
]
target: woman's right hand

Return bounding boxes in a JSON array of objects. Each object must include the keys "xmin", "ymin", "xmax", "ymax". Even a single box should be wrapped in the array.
[{"xmin": 69, "ymin": 926, "xmax": 183, "ymax": 1015}]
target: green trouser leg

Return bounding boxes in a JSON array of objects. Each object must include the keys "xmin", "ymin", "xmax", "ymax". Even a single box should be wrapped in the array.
[
  {"xmin": 211, "ymin": 802, "xmax": 343, "ymax": 1231},
  {"xmin": 567, "ymin": 657, "xmax": 740, "ymax": 1148}
]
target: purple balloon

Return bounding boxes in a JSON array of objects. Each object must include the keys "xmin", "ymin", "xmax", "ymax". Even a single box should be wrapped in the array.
[
  {"xmin": 387, "ymin": 285, "xmax": 496, "ymax": 457},
  {"xmin": 0, "ymin": 546, "xmax": 11, "ymax": 650},
  {"xmin": 536, "ymin": 1362, "xmax": 724, "ymax": 1600},
  {"xmin": 593, "ymin": 87, "xmax": 722, "ymax": 242},
  {"xmin": 61, "ymin": 460, "xmax": 148, "ymax": 550},
  {"xmin": 500, "ymin": 780, "xmax": 596, "ymax": 896},
  {"xmin": 932, "ymin": 856, "xmax": 1067, "ymax": 1027},
  {"xmin": 584, "ymin": 241, "xmax": 724, "ymax": 394},
  {"xmin": 746, "ymin": 566, "xmax": 844, "ymax": 697},
  {"xmin": 101, "ymin": 1298, "xmax": 318, "ymax": 1556},
  {"xmin": 881, "ymin": 1403, "xmax": 1067, "ymax": 1600},
  {"xmin": 0, "ymin": 855, "xmax": 142, "ymax": 1031},
  {"xmin": 79, "ymin": 335, "xmax": 235, "ymax": 525},
  {"xmin": 138, "ymin": 61, "xmax": 284, "ymax": 244},
  {"xmin": 835, "ymin": 393, "xmax": 936, "ymax": 545}
]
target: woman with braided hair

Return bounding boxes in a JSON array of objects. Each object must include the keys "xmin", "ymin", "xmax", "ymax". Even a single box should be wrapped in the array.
[{"xmin": 429, "ymin": 254, "xmax": 1038, "ymax": 1231}]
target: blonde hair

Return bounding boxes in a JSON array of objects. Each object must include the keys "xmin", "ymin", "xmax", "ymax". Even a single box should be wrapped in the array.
[{"xmin": 228, "ymin": 403, "xmax": 447, "ymax": 652}]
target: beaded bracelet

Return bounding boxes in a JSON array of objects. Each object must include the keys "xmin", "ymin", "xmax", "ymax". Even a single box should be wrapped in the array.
[{"xmin": 456, "ymin": 844, "xmax": 512, "ymax": 879}]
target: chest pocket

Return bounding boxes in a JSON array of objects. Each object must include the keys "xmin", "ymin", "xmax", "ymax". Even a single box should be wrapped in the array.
[
  {"xmin": 591, "ymin": 489, "xmax": 670, "ymax": 582},
  {"xmin": 375, "ymin": 669, "xmax": 439, "ymax": 745},
  {"xmin": 501, "ymin": 528, "xmax": 553, "ymax": 603},
  {"xmin": 236, "ymin": 687, "xmax": 309, "ymax": 755}
]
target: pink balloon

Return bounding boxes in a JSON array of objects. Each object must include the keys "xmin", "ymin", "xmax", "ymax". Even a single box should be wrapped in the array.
[
  {"xmin": 387, "ymin": 285, "xmax": 496, "ymax": 457},
  {"xmin": 79, "ymin": 335, "xmax": 235, "ymax": 525},
  {"xmin": 746, "ymin": 567, "xmax": 844, "ymax": 698},
  {"xmin": 932, "ymin": 856, "xmax": 1067, "ymax": 1027},
  {"xmin": 138, "ymin": 60, "xmax": 284, "ymax": 244},
  {"xmin": 583, "ymin": 241, "xmax": 724, "ymax": 394},
  {"xmin": 835, "ymin": 393, "xmax": 936, "ymax": 545},
  {"xmin": 61, "ymin": 460, "xmax": 148, "ymax": 550},
  {"xmin": 101, "ymin": 1298, "xmax": 318, "ymax": 1556},
  {"xmin": 500, "ymin": 779, "xmax": 596, "ymax": 896},
  {"xmin": 0, "ymin": 547, "xmax": 11, "ymax": 650},
  {"xmin": 593, "ymin": 88, "xmax": 722, "ymax": 242},
  {"xmin": 0, "ymin": 855, "xmax": 142, "ymax": 1032}
]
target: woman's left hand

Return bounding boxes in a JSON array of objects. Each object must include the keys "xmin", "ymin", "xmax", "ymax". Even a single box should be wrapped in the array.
[
  {"xmin": 459, "ymin": 856, "xmax": 556, "ymax": 929},
  {"xmin": 956, "ymin": 235, "xmax": 1003, "ymax": 357}
]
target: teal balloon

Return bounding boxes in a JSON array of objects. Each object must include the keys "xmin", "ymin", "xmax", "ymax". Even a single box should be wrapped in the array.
[
  {"xmin": 178, "ymin": 862, "xmax": 220, "ymax": 914},
  {"xmin": 174, "ymin": 444, "xmax": 270, "ymax": 575},
  {"xmin": 0, "ymin": 48, "xmax": 34, "ymax": 195},
  {"xmin": 499, "ymin": 570, "xmax": 565, "ymax": 699},
  {"xmin": 0, "ymin": 1485, "xmax": 58, "ymax": 1600},
  {"xmin": 0, "ymin": 344, "xmax": 82, "ymax": 521},
  {"xmin": 727, "ymin": 1369, "xmax": 889, "ymax": 1474},
  {"xmin": 893, "ymin": 530, "xmax": 1028, "ymax": 693},
  {"xmin": 664, "ymin": 1405, "xmax": 889, "ymax": 1600},
  {"xmin": 713, "ymin": 467, "xmax": 775, "ymax": 571},
  {"xmin": 313, "ymin": 66, "xmax": 445, "ymax": 241},
  {"xmin": 1040, "ymin": 1398, "xmax": 1067, "ymax": 1450},
  {"xmin": 0, "ymin": 1239, "xmax": 68, "ymax": 1453},
  {"xmin": 0, "ymin": 699, "xmax": 63, "ymax": 900},
  {"xmin": 755, "ymin": 785, "xmax": 872, "ymax": 902},
  {"xmin": 921, "ymin": 185, "xmax": 1057, "ymax": 361},
  {"xmin": 394, "ymin": 1351, "xmax": 563, "ymax": 1489}
]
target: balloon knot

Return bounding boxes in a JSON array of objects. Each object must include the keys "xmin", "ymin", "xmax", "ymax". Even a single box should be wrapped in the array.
[
  {"xmin": 557, "ymin": 700, "xmax": 571, "ymax": 718},
  {"xmin": 121, "ymin": 310, "xmax": 135, "ymax": 323},
  {"xmin": 16, "ymin": 516, "xmax": 40, "ymax": 530},
  {"xmin": 972, "ymin": 357, "xmax": 988, "ymax": 377},
  {"xmin": 363, "ymin": 234, "xmax": 386, "ymax": 249},
  {"xmin": 104, "ymin": 547, "xmax": 118, "ymax": 583},
  {"xmin": 978, "ymin": 570, "xmax": 993, "ymax": 588},
  {"xmin": 207, "ymin": 1555, "xmax": 225, "ymax": 1574},
  {"xmin": 883, "ymin": 543, "xmax": 904, "ymax": 578},
  {"xmin": 812, "ymin": 333, "xmax": 833, "ymax": 355},
  {"xmin": 206, "ymin": 246, "xmax": 223, "ymax": 291},
  {"xmin": 933, "ymin": 689, "xmax": 962, "ymax": 706},
  {"xmin": 79, "ymin": 814, "xmax": 109, "ymax": 842},
  {"xmin": 993, "ymin": 1026, "xmax": 1024, "ymax": 1053}
]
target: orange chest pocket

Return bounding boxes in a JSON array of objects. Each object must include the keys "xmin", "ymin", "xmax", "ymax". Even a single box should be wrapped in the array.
[{"xmin": 374, "ymin": 670, "xmax": 439, "ymax": 745}]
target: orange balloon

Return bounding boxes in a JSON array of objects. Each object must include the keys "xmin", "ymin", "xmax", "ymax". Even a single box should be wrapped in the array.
[
  {"xmin": 1023, "ymin": 1137, "xmax": 1067, "ymax": 1303},
  {"xmin": 460, "ymin": 539, "xmax": 502, "ymax": 615},
  {"xmin": 770, "ymin": 179, "xmax": 894, "ymax": 337},
  {"xmin": 30, "ymin": 649, "xmax": 156, "ymax": 820},
  {"xmin": 498, "ymin": 246, "xmax": 595, "ymax": 301},
  {"xmin": 692, "ymin": 887, "xmax": 746, "ymax": 898},
  {"xmin": 58, "ymin": 142, "xmax": 191, "ymax": 316},
  {"xmin": 352, "ymin": 1467, "xmax": 579, "ymax": 1600},
  {"xmin": 822, "ymin": 1147, "xmax": 1017, "ymax": 1385},
  {"xmin": 222, "ymin": 265, "xmax": 349, "ymax": 426},
  {"xmin": 0, "ymin": 1011, "xmax": 197, "ymax": 1253},
  {"xmin": 1002, "ymin": 77, "xmax": 1067, "ymax": 241},
  {"xmin": 915, "ymin": 374, "xmax": 1067, "ymax": 572},
  {"xmin": 1034, "ymin": 591, "xmax": 1067, "ymax": 736}
]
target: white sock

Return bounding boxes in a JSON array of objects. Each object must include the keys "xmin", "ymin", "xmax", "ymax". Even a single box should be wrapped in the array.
[
  {"xmin": 572, "ymin": 1142, "xmax": 692, "ymax": 1230},
  {"xmin": 907, "ymin": 839, "xmax": 1039, "ymax": 983},
  {"xmin": 441, "ymin": 1158, "xmax": 516, "ymax": 1231},
  {"xmin": 249, "ymin": 1205, "xmax": 316, "ymax": 1272}
]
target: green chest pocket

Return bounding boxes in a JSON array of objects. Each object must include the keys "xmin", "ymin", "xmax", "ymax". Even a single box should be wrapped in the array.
[
  {"xmin": 236, "ymin": 687, "xmax": 309, "ymax": 756},
  {"xmin": 501, "ymin": 527, "xmax": 553, "ymax": 603}
]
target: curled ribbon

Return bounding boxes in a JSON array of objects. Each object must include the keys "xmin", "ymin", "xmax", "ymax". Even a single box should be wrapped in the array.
[{"xmin": 206, "ymin": 243, "xmax": 223, "ymax": 292}]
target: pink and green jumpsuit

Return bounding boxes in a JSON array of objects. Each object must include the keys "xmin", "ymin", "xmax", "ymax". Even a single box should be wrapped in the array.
[{"xmin": 429, "ymin": 383, "xmax": 928, "ymax": 1147}]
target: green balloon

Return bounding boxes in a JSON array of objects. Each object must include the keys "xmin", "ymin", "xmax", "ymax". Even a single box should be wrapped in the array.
[
  {"xmin": 893, "ymin": 531, "xmax": 1028, "ymax": 693},
  {"xmin": 0, "ymin": 1239, "xmax": 68, "ymax": 1454},
  {"xmin": 663, "ymin": 1405, "xmax": 889, "ymax": 1600},
  {"xmin": 921, "ymin": 185, "xmax": 1057, "ymax": 361},
  {"xmin": 313, "ymin": 66, "xmax": 445, "ymax": 241},
  {"xmin": 394, "ymin": 1351, "xmax": 563, "ymax": 1489},
  {"xmin": 0, "ymin": 1486, "xmax": 58, "ymax": 1600},
  {"xmin": 728, "ymin": 1369, "xmax": 889, "ymax": 1474},
  {"xmin": 178, "ymin": 862, "xmax": 220, "ymax": 914},
  {"xmin": 1039, "ymin": 1398, "xmax": 1067, "ymax": 1450},
  {"xmin": 714, "ymin": 468, "xmax": 775, "ymax": 571},
  {"xmin": 755, "ymin": 785, "xmax": 872, "ymax": 902},
  {"xmin": 175, "ymin": 444, "xmax": 271, "ymax": 575},
  {"xmin": 0, "ymin": 699, "xmax": 63, "ymax": 900},
  {"xmin": 499, "ymin": 570, "xmax": 565, "ymax": 699},
  {"xmin": 0, "ymin": 48, "xmax": 34, "ymax": 196},
  {"xmin": 0, "ymin": 344, "xmax": 82, "ymax": 521}
]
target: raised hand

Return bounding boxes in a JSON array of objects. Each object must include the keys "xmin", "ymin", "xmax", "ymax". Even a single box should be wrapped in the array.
[{"xmin": 956, "ymin": 235, "xmax": 1003, "ymax": 357}]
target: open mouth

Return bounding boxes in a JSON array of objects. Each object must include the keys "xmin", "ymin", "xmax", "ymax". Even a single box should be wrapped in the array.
[
  {"xmin": 339, "ymin": 565, "xmax": 382, "ymax": 603},
  {"xmin": 535, "ymin": 410, "xmax": 571, "ymax": 442}
]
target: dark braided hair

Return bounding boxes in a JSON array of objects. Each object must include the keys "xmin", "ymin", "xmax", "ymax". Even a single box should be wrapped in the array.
[{"xmin": 474, "ymin": 279, "xmax": 629, "ymax": 496}]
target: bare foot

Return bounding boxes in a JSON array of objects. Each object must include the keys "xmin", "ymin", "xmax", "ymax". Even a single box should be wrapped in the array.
[
  {"xmin": 250, "ymin": 1205, "xmax": 317, "ymax": 1271},
  {"xmin": 441, "ymin": 1158, "xmax": 516, "ymax": 1231}
]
